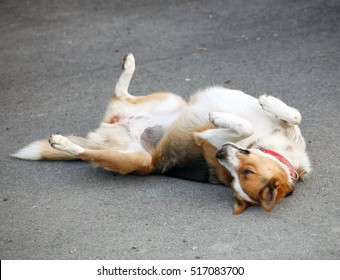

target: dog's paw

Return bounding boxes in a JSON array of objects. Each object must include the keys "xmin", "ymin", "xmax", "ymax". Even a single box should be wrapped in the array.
[
  {"xmin": 209, "ymin": 112, "xmax": 228, "ymax": 127},
  {"xmin": 209, "ymin": 112, "xmax": 245, "ymax": 129},
  {"xmin": 49, "ymin": 134, "xmax": 84, "ymax": 155},
  {"xmin": 258, "ymin": 95, "xmax": 282, "ymax": 112},
  {"xmin": 122, "ymin": 53, "xmax": 135, "ymax": 72},
  {"xmin": 209, "ymin": 112, "xmax": 254, "ymax": 137},
  {"xmin": 49, "ymin": 134, "xmax": 72, "ymax": 151},
  {"xmin": 259, "ymin": 95, "xmax": 301, "ymax": 125}
]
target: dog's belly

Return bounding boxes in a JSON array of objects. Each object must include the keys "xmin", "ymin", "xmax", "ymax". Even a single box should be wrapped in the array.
[
  {"xmin": 140, "ymin": 125, "xmax": 164, "ymax": 151},
  {"xmin": 101, "ymin": 109, "xmax": 182, "ymax": 152}
]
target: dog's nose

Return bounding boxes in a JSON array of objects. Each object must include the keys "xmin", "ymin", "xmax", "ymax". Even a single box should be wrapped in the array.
[{"xmin": 216, "ymin": 148, "xmax": 226, "ymax": 159}]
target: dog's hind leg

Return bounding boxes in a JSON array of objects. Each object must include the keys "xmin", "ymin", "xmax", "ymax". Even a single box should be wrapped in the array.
[
  {"xmin": 49, "ymin": 134, "xmax": 153, "ymax": 175},
  {"xmin": 195, "ymin": 112, "xmax": 254, "ymax": 149},
  {"xmin": 258, "ymin": 95, "xmax": 301, "ymax": 125},
  {"xmin": 113, "ymin": 53, "xmax": 136, "ymax": 99},
  {"xmin": 11, "ymin": 135, "xmax": 94, "ymax": 161}
]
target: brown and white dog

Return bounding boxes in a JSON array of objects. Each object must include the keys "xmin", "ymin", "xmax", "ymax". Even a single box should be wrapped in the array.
[{"xmin": 12, "ymin": 53, "xmax": 311, "ymax": 214}]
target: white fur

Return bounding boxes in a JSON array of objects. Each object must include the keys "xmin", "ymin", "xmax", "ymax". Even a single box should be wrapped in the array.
[
  {"xmin": 259, "ymin": 95, "xmax": 301, "ymax": 125},
  {"xmin": 114, "ymin": 53, "xmax": 135, "ymax": 99},
  {"xmin": 49, "ymin": 135, "xmax": 85, "ymax": 155},
  {"xmin": 11, "ymin": 141, "xmax": 42, "ymax": 160},
  {"xmin": 198, "ymin": 112, "xmax": 255, "ymax": 147},
  {"xmin": 232, "ymin": 174, "xmax": 256, "ymax": 203},
  {"xmin": 209, "ymin": 112, "xmax": 254, "ymax": 135},
  {"xmin": 195, "ymin": 129, "xmax": 236, "ymax": 149}
]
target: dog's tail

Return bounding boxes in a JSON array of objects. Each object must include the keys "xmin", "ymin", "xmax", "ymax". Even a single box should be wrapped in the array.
[{"xmin": 11, "ymin": 136, "xmax": 90, "ymax": 161}]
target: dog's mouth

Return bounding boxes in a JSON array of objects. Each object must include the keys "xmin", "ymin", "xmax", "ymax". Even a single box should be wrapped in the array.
[{"xmin": 215, "ymin": 143, "xmax": 250, "ymax": 160}]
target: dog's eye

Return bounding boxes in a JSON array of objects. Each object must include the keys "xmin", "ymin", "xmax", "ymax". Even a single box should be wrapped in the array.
[
  {"xmin": 241, "ymin": 169, "xmax": 254, "ymax": 176},
  {"xmin": 239, "ymin": 149, "xmax": 250, "ymax": 155}
]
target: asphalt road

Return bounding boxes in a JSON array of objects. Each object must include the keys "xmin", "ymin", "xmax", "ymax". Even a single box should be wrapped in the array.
[{"xmin": 0, "ymin": 0, "xmax": 339, "ymax": 259}]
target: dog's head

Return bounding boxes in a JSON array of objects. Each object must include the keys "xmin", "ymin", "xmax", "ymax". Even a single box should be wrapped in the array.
[{"xmin": 216, "ymin": 143, "xmax": 295, "ymax": 214}]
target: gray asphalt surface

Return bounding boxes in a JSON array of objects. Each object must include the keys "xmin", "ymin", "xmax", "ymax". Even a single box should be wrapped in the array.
[{"xmin": 1, "ymin": 0, "xmax": 339, "ymax": 260}]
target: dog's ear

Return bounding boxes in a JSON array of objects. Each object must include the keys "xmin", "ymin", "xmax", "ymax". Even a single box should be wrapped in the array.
[
  {"xmin": 259, "ymin": 180, "xmax": 278, "ymax": 212},
  {"xmin": 193, "ymin": 132, "xmax": 204, "ymax": 147},
  {"xmin": 233, "ymin": 196, "xmax": 250, "ymax": 214}
]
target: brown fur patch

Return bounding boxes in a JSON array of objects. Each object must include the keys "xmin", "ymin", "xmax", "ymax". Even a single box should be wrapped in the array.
[
  {"xmin": 233, "ymin": 196, "xmax": 250, "ymax": 214},
  {"xmin": 78, "ymin": 149, "xmax": 153, "ymax": 175},
  {"xmin": 235, "ymin": 152, "xmax": 294, "ymax": 205},
  {"xmin": 296, "ymin": 166, "xmax": 307, "ymax": 181},
  {"xmin": 193, "ymin": 124, "xmax": 234, "ymax": 184},
  {"xmin": 151, "ymin": 110, "xmax": 210, "ymax": 173},
  {"xmin": 128, "ymin": 92, "xmax": 185, "ymax": 105},
  {"xmin": 198, "ymin": 140, "xmax": 233, "ymax": 186}
]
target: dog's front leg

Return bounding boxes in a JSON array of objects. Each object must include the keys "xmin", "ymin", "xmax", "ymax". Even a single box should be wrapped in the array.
[
  {"xmin": 258, "ymin": 95, "xmax": 301, "ymax": 126},
  {"xmin": 49, "ymin": 135, "xmax": 153, "ymax": 175},
  {"xmin": 195, "ymin": 112, "xmax": 254, "ymax": 149}
]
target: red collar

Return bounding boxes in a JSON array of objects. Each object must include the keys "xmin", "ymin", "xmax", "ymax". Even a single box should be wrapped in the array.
[{"xmin": 260, "ymin": 149, "xmax": 299, "ymax": 180}]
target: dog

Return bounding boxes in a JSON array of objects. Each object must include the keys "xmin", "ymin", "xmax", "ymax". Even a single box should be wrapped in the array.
[{"xmin": 12, "ymin": 53, "xmax": 311, "ymax": 214}]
